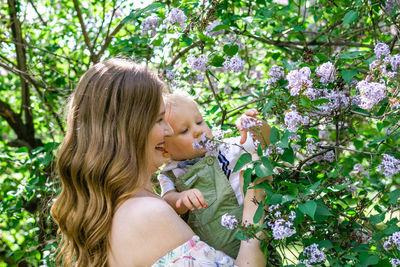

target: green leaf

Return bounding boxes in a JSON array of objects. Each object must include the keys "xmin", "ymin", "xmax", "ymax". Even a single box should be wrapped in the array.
[
  {"xmin": 260, "ymin": 157, "xmax": 275, "ymax": 176},
  {"xmin": 313, "ymin": 98, "xmax": 329, "ymax": 105},
  {"xmin": 370, "ymin": 213, "xmax": 385, "ymax": 224},
  {"xmin": 304, "ymin": 181, "xmax": 320, "ymax": 195},
  {"xmin": 389, "ymin": 189, "xmax": 400, "ymax": 204},
  {"xmin": 293, "ymin": 25, "xmax": 304, "ymax": 31},
  {"xmin": 253, "ymin": 200, "xmax": 265, "ymax": 223},
  {"xmin": 209, "ymin": 55, "xmax": 225, "ymax": 67},
  {"xmin": 298, "ymin": 200, "xmax": 317, "ymax": 220},
  {"xmin": 359, "ymin": 253, "xmax": 379, "ymax": 266},
  {"xmin": 267, "ymin": 194, "xmax": 283, "ymax": 204},
  {"xmin": 270, "ymin": 127, "xmax": 280, "ymax": 145},
  {"xmin": 281, "ymin": 147, "xmax": 294, "ymax": 164},
  {"xmin": 281, "ymin": 194, "xmax": 297, "ymax": 204},
  {"xmin": 223, "ymin": 44, "xmax": 239, "ymax": 57},
  {"xmin": 279, "ymin": 131, "xmax": 292, "ymax": 149},
  {"xmin": 315, "ymin": 202, "xmax": 333, "ymax": 217},
  {"xmin": 180, "ymin": 34, "xmax": 193, "ymax": 46},
  {"xmin": 243, "ymin": 168, "xmax": 252, "ymax": 196},
  {"xmin": 255, "ymin": 162, "xmax": 273, "ymax": 177},
  {"xmin": 318, "ymin": 240, "xmax": 334, "ymax": 249},
  {"xmin": 368, "ymin": 136, "xmax": 389, "ymax": 147},
  {"xmin": 233, "ymin": 153, "xmax": 252, "ymax": 172},
  {"xmin": 212, "ymin": 24, "xmax": 231, "ymax": 32},
  {"xmin": 263, "ymin": 99, "xmax": 275, "ymax": 115},
  {"xmin": 341, "ymin": 69, "xmax": 358, "ymax": 84},
  {"xmin": 343, "ymin": 10, "xmax": 358, "ymax": 25}
]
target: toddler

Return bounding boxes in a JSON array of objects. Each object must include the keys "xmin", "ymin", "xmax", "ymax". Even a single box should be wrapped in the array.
[{"xmin": 158, "ymin": 91, "xmax": 271, "ymax": 259}]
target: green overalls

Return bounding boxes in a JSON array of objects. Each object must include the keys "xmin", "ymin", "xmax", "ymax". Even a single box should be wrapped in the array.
[{"xmin": 163, "ymin": 155, "xmax": 243, "ymax": 259}]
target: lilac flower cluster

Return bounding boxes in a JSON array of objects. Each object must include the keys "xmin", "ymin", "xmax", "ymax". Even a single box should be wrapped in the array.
[
  {"xmin": 355, "ymin": 81, "xmax": 386, "ymax": 109},
  {"xmin": 223, "ymin": 35, "xmax": 244, "ymax": 51},
  {"xmin": 266, "ymin": 65, "xmax": 284, "ymax": 85},
  {"xmin": 272, "ymin": 0, "xmax": 289, "ymax": 5},
  {"xmin": 284, "ymin": 109, "xmax": 309, "ymax": 132},
  {"xmin": 350, "ymin": 163, "xmax": 369, "ymax": 178},
  {"xmin": 241, "ymin": 116, "xmax": 262, "ymax": 130},
  {"xmin": 167, "ymin": 8, "xmax": 187, "ymax": 28},
  {"xmin": 384, "ymin": 0, "xmax": 400, "ymax": 14},
  {"xmin": 221, "ymin": 213, "xmax": 239, "ymax": 230},
  {"xmin": 187, "ymin": 54, "xmax": 208, "ymax": 72},
  {"xmin": 192, "ymin": 130, "xmax": 231, "ymax": 157},
  {"xmin": 315, "ymin": 90, "xmax": 350, "ymax": 115},
  {"xmin": 166, "ymin": 69, "xmax": 175, "ymax": 80},
  {"xmin": 223, "ymin": 55, "xmax": 245, "ymax": 72},
  {"xmin": 391, "ymin": 54, "xmax": 400, "ymax": 71},
  {"xmin": 141, "ymin": 15, "xmax": 160, "ymax": 36},
  {"xmin": 265, "ymin": 204, "xmax": 297, "ymax": 240},
  {"xmin": 286, "ymin": 67, "xmax": 312, "ymax": 96},
  {"xmin": 378, "ymin": 154, "xmax": 400, "ymax": 178},
  {"xmin": 316, "ymin": 62, "xmax": 335, "ymax": 83},
  {"xmin": 375, "ymin": 42, "xmax": 391, "ymax": 59},
  {"xmin": 383, "ymin": 231, "xmax": 400, "ymax": 251},
  {"xmin": 205, "ymin": 21, "xmax": 224, "ymax": 36},
  {"xmin": 299, "ymin": 244, "xmax": 326, "ymax": 266},
  {"xmin": 390, "ymin": 258, "xmax": 400, "ymax": 267}
]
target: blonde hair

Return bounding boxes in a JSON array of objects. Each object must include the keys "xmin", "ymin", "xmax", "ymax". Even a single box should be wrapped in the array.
[
  {"xmin": 163, "ymin": 90, "xmax": 197, "ymax": 109},
  {"xmin": 51, "ymin": 58, "xmax": 165, "ymax": 266}
]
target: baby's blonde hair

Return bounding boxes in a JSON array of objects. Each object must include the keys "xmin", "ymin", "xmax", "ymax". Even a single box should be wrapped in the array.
[{"xmin": 163, "ymin": 90, "xmax": 197, "ymax": 109}]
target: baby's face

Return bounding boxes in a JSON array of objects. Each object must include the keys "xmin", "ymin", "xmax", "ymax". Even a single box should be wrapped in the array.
[{"xmin": 164, "ymin": 100, "xmax": 213, "ymax": 161}]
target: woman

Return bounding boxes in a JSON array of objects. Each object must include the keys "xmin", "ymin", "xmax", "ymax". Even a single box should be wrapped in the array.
[{"xmin": 51, "ymin": 57, "xmax": 266, "ymax": 267}]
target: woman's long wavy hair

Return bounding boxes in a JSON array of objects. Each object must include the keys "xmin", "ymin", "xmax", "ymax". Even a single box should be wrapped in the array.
[{"xmin": 51, "ymin": 58, "xmax": 164, "ymax": 266}]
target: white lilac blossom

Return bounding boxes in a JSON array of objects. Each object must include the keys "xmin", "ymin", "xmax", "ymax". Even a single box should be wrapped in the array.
[
  {"xmin": 141, "ymin": 15, "xmax": 160, "ymax": 36},
  {"xmin": 391, "ymin": 259, "xmax": 400, "ymax": 267},
  {"xmin": 284, "ymin": 109, "xmax": 309, "ymax": 132},
  {"xmin": 187, "ymin": 54, "xmax": 208, "ymax": 72},
  {"xmin": 384, "ymin": 231, "xmax": 400, "ymax": 251},
  {"xmin": 205, "ymin": 21, "xmax": 224, "ymax": 36},
  {"xmin": 370, "ymin": 60, "xmax": 387, "ymax": 75},
  {"xmin": 286, "ymin": 67, "xmax": 312, "ymax": 96},
  {"xmin": 356, "ymin": 81, "xmax": 386, "ymax": 109},
  {"xmin": 374, "ymin": 42, "xmax": 391, "ymax": 59},
  {"xmin": 221, "ymin": 213, "xmax": 239, "ymax": 230},
  {"xmin": 266, "ymin": 65, "xmax": 285, "ymax": 85},
  {"xmin": 316, "ymin": 62, "xmax": 335, "ymax": 83},
  {"xmin": 223, "ymin": 55, "xmax": 245, "ymax": 72},
  {"xmin": 350, "ymin": 163, "xmax": 364, "ymax": 177},
  {"xmin": 167, "ymin": 8, "xmax": 187, "ymax": 28},
  {"xmin": 391, "ymin": 54, "xmax": 400, "ymax": 71},
  {"xmin": 378, "ymin": 154, "xmax": 400, "ymax": 178},
  {"xmin": 300, "ymin": 244, "xmax": 326, "ymax": 265},
  {"xmin": 166, "ymin": 69, "xmax": 175, "ymax": 80}
]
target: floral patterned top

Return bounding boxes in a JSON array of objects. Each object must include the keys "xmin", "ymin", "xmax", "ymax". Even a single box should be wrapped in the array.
[{"xmin": 152, "ymin": 235, "xmax": 237, "ymax": 267}]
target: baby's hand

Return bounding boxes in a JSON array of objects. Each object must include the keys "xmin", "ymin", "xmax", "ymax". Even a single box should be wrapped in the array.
[
  {"xmin": 236, "ymin": 109, "xmax": 259, "ymax": 144},
  {"xmin": 176, "ymin": 189, "xmax": 208, "ymax": 211}
]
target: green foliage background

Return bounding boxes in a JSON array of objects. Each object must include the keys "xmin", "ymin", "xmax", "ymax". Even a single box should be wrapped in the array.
[{"xmin": 0, "ymin": 0, "xmax": 399, "ymax": 266}]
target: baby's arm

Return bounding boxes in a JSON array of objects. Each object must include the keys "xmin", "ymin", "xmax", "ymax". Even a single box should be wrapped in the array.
[{"xmin": 163, "ymin": 189, "xmax": 208, "ymax": 215}]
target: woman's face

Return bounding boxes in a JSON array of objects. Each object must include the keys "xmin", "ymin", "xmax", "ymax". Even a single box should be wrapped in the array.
[{"xmin": 146, "ymin": 100, "xmax": 173, "ymax": 174}]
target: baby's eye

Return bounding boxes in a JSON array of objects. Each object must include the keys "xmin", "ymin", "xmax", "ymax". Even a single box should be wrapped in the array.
[
  {"xmin": 196, "ymin": 120, "xmax": 203, "ymax": 125},
  {"xmin": 180, "ymin": 128, "xmax": 188, "ymax": 134}
]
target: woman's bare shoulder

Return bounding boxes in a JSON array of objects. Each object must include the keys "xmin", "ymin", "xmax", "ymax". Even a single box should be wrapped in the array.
[{"xmin": 109, "ymin": 195, "xmax": 194, "ymax": 266}]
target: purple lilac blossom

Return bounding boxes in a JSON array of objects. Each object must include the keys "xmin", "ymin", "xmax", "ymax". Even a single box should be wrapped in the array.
[
  {"xmin": 270, "ymin": 219, "xmax": 296, "ymax": 240},
  {"xmin": 141, "ymin": 15, "xmax": 160, "ymax": 36},
  {"xmin": 384, "ymin": 231, "xmax": 400, "ymax": 251},
  {"xmin": 194, "ymin": 73, "xmax": 205, "ymax": 83},
  {"xmin": 374, "ymin": 43, "xmax": 391, "ymax": 59},
  {"xmin": 384, "ymin": 0, "xmax": 400, "ymax": 14},
  {"xmin": 205, "ymin": 21, "xmax": 224, "ymax": 36},
  {"xmin": 316, "ymin": 62, "xmax": 335, "ymax": 83},
  {"xmin": 166, "ymin": 69, "xmax": 175, "ymax": 80},
  {"xmin": 221, "ymin": 213, "xmax": 239, "ymax": 230},
  {"xmin": 356, "ymin": 81, "xmax": 386, "ymax": 109},
  {"xmin": 241, "ymin": 116, "xmax": 261, "ymax": 130},
  {"xmin": 390, "ymin": 259, "xmax": 400, "ymax": 267},
  {"xmin": 391, "ymin": 54, "xmax": 400, "ymax": 71},
  {"xmin": 167, "ymin": 8, "xmax": 187, "ymax": 28},
  {"xmin": 286, "ymin": 67, "xmax": 313, "ymax": 96},
  {"xmin": 300, "ymin": 244, "xmax": 326, "ymax": 265},
  {"xmin": 223, "ymin": 55, "xmax": 245, "ymax": 72},
  {"xmin": 187, "ymin": 54, "xmax": 208, "ymax": 72},
  {"xmin": 272, "ymin": 0, "xmax": 289, "ymax": 5},
  {"xmin": 378, "ymin": 154, "xmax": 400, "ymax": 178},
  {"xmin": 224, "ymin": 84, "xmax": 232, "ymax": 94},
  {"xmin": 284, "ymin": 109, "xmax": 309, "ymax": 132},
  {"xmin": 323, "ymin": 151, "xmax": 335, "ymax": 162},
  {"xmin": 266, "ymin": 65, "xmax": 285, "ymax": 85}
]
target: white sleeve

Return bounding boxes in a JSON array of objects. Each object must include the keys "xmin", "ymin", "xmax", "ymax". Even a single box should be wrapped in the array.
[{"xmin": 157, "ymin": 174, "xmax": 176, "ymax": 196}]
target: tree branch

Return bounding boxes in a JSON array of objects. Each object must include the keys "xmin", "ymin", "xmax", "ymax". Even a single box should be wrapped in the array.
[{"xmin": 167, "ymin": 40, "xmax": 204, "ymax": 66}]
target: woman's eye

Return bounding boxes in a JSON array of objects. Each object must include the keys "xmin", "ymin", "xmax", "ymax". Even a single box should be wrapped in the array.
[
  {"xmin": 157, "ymin": 118, "xmax": 163, "ymax": 123},
  {"xmin": 180, "ymin": 128, "xmax": 188, "ymax": 134}
]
